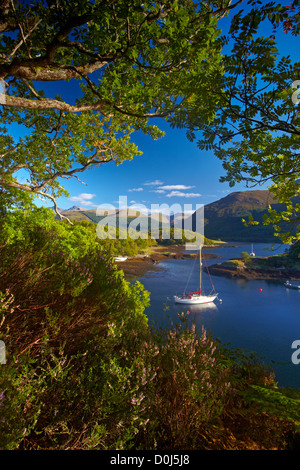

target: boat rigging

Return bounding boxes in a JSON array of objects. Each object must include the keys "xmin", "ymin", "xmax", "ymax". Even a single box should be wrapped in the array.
[{"xmin": 174, "ymin": 245, "xmax": 221, "ymax": 305}]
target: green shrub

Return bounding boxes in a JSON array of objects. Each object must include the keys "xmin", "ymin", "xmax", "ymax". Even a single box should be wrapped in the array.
[
  {"xmin": 241, "ymin": 251, "xmax": 250, "ymax": 260},
  {"xmin": 0, "ymin": 208, "xmax": 151, "ymax": 449},
  {"xmin": 0, "ymin": 209, "xmax": 299, "ymax": 450}
]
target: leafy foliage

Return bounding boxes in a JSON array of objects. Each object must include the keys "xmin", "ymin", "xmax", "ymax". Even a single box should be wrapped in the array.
[
  {"xmin": 244, "ymin": 385, "xmax": 300, "ymax": 426},
  {"xmin": 177, "ymin": 1, "xmax": 300, "ymax": 243},
  {"xmin": 0, "ymin": 0, "xmax": 227, "ymax": 218},
  {"xmin": 287, "ymin": 240, "xmax": 300, "ymax": 260}
]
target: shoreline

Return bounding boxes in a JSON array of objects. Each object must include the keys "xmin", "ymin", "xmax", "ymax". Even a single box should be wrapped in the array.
[
  {"xmin": 116, "ymin": 243, "xmax": 300, "ymax": 282},
  {"xmin": 205, "ymin": 263, "xmax": 300, "ymax": 281},
  {"xmin": 116, "ymin": 245, "xmax": 222, "ymax": 280}
]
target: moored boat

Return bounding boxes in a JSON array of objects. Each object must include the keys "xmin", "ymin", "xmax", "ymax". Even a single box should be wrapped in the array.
[
  {"xmin": 284, "ymin": 280, "xmax": 300, "ymax": 290},
  {"xmin": 114, "ymin": 256, "xmax": 128, "ymax": 262},
  {"xmin": 174, "ymin": 245, "xmax": 220, "ymax": 305}
]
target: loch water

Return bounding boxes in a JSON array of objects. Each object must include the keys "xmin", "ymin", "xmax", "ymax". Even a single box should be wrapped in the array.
[{"xmin": 137, "ymin": 243, "xmax": 300, "ymax": 389}]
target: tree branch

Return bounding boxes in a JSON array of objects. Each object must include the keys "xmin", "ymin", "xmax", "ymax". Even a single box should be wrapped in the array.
[
  {"xmin": 212, "ymin": 0, "xmax": 245, "ymax": 19},
  {"xmin": 2, "ymin": 94, "xmax": 108, "ymax": 113},
  {"xmin": 0, "ymin": 177, "xmax": 73, "ymax": 223},
  {"xmin": 0, "ymin": 59, "xmax": 108, "ymax": 81}
]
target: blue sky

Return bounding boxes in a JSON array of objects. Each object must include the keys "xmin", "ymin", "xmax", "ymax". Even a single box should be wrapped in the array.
[
  {"xmin": 52, "ymin": 119, "xmax": 255, "ymax": 212},
  {"xmin": 11, "ymin": 1, "xmax": 298, "ymax": 214}
]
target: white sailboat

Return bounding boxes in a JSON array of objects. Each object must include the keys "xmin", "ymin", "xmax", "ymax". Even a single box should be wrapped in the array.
[
  {"xmin": 284, "ymin": 280, "xmax": 300, "ymax": 290},
  {"xmin": 174, "ymin": 245, "xmax": 219, "ymax": 305}
]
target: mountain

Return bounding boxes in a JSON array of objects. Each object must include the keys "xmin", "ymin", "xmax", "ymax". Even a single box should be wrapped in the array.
[
  {"xmin": 59, "ymin": 207, "xmax": 172, "ymax": 229},
  {"xmin": 63, "ymin": 205, "xmax": 86, "ymax": 212},
  {"xmin": 55, "ymin": 190, "xmax": 298, "ymax": 242},
  {"xmin": 170, "ymin": 212, "xmax": 193, "ymax": 226},
  {"xmin": 50, "ymin": 206, "xmax": 65, "ymax": 213},
  {"xmin": 51, "ymin": 205, "xmax": 86, "ymax": 213},
  {"xmin": 185, "ymin": 190, "xmax": 299, "ymax": 242}
]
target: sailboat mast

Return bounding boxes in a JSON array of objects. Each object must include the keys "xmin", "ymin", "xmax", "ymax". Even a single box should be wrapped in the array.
[{"xmin": 199, "ymin": 244, "xmax": 202, "ymax": 292}]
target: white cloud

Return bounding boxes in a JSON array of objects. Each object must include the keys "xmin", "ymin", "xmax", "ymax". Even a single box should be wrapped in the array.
[
  {"xmin": 131, "ymin": 204, "xmax": 149, "ymax": 213},
  {"xmin": 128, "ymin": 187, "xmax": 143, "ymax": 192},
  {"xmin": 144, "ymin": 180, "xmax": 164, "ymax": 186},
  {"xmin": 151, "ymin": 189, "xmax": 166, "ymax": 194},
  {"xmin": 158, "ymin": 185, "xmax": 195, "ymax": 191},
  {"xmin": 69, "ymin": 193, "xmax": 96, "ymax": 205},
  {"xmin": 166, "ymin": 191, "xmax": 201, "ymax": 198}
]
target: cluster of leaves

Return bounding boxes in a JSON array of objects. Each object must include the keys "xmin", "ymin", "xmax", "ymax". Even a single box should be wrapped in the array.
[
  {"xmin": 176, "ymin": 0, "xmax": 300, "ymax": 244},
  {"xmin": 288, "ymin": 239, "xmax": 300, "ymax": 260},
  {"xmin": 0, "ymin": 208, "xmax": 151, "ymax": 448},
  {"xmin": 0, "ymin": 208, "xmax": 299, "ymax": 450},
  {"xmin": 0, "ymin": 0, "xmax": 225, "ymax": 218}
]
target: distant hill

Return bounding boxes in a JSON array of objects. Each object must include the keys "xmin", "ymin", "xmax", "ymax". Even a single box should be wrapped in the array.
[
  {"xmin": 54, "ymin": 190, "xmax": 299, "ymax": 242},
  {"xmin": 185, "ymin": 190, "xmax": 299, "ymax": 242},
  {"xmin": 59, "ymin": 210, "xmax": 93, "ymax": 222},
  {"xmin": 60, "ymin": 207, "xmax": 172, "ymax": 231},
  {"xmin": 64, "ymin": 205, "xmax": 86, "ymax": 212},
  {"xmin": 57, "ymin": 206, "xmax": 188, "ymax": 227}
]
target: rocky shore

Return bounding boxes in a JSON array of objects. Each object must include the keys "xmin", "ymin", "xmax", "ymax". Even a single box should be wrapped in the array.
[
  {"xmin": 205, "ymin": 263, "xmax": 300, "ymax": 281},
  {"xmin": 116, "ymin": 245, "xmax": 221, "ymax": 280},
  {"xmin": 116, "ymin": 244, "xmax": 300, "ymax": 282}
]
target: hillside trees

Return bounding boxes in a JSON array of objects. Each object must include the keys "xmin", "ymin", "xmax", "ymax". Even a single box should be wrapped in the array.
[
  {"xmin": 178, "ymin": 0, "xmax": 300, "ymax": 243},
  {"xmin": 0, "ymin": 0, "xmax": 240, "ymax": 220},
  {"xmin": 0, "ymin": 207, "xmax": 153, "ymax": 449}
]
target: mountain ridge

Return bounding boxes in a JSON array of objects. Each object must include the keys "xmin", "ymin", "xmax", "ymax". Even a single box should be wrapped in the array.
[
  {"xmin": 54, "ymin": 189, "xmax": 298, "ymax": 242},
  {"xmin": 186, "ymin": 189, "xmax": 299, "ymax": 242}
]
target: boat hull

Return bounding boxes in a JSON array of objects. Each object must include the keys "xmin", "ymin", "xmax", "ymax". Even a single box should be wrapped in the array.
[
  {"xmin": 284, "ymin": 282, "xmax": 300, "ymax": 290},
  {"xmin": 174, "ymin": 294, "xmax": 218, "ymax": 305}
]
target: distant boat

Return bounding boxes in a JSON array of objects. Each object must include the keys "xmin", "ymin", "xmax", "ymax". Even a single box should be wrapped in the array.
[
  {"xmin": 284, "ymin": 280, "xmax": 300, "ymax": 290},
  {"xmin": 174, "ymin": 245, "xmax": 219, "ymax": 305},
  {"xmin": 250, "ymin": 243, "xmax": 255, "ymax": 257},
  {"xmin": 114, "ymin": 256, "xmax": 128, "ymax": 262}
]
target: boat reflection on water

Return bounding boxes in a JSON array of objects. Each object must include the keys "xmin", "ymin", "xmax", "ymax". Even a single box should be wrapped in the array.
[
  {"xmin": 175, "ymin": 302, "xmax": 220, "ymax": 325},
  {"xmin": 187, "ymin": 302, "xmax": 219, "ymax": 313},
  {"xmin": 177, "ymin": 302, "xmax": 219, "ymax": 331}
]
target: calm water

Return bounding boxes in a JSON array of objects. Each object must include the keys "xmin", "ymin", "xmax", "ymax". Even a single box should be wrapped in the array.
[{"xmin": 137, "ymin": 243, "xmax": 300, "ymax": 389}]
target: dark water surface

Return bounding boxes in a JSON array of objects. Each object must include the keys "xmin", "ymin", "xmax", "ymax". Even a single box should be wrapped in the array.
[{"xmin": 137, "ymin": 242, "xmax": 300, "ymax": 389}]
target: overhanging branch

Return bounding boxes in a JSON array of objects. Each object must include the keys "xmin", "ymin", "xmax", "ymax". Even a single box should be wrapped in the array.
[{"xmin": 0, "ymin": 177, "xmax": 73, "ymax": 223}]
